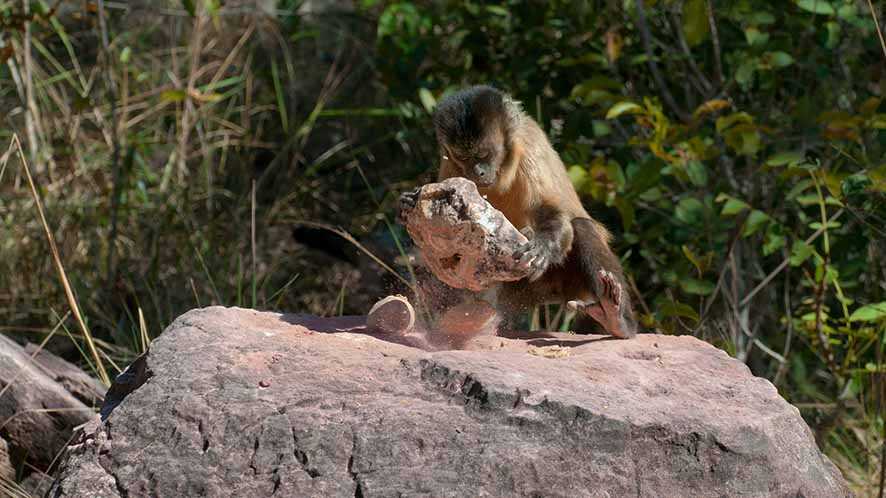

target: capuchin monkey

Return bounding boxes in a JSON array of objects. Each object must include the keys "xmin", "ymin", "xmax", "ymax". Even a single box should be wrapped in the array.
[{"xmin": 431, "ymin": 85, "xmax": 638, "ymax": 338}]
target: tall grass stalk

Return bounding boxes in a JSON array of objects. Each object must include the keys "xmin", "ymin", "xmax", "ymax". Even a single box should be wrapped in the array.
[{"xmin": 11, "ymin": 134, "xmax": 110, "ymax": 386}]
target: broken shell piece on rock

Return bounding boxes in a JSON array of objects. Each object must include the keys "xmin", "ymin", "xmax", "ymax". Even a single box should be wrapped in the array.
[
  {"xmin": 398, "ymin": 177, "xmax": 532, "ymax": 292},
  {"xmin": 367, "ymin": 295, "xmax": 416, "ymax": 335}
]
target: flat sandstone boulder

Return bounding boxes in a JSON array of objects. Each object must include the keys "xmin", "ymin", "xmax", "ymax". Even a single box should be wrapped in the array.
[
  {"xmin": 50, "ymin": 307, "xmax": 848, "ymax": 497},
  {"xmin": 399, "ymin": 177, "xmax": 531, "ymax": 291}
]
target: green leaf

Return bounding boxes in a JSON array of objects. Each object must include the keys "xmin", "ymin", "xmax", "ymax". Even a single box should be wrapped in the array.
[
  {"xmin": 119, "ymin": 47, "xmax": 132, "ymax": 64},
  {"xmin": 567, "ymin": 165, "xmax": 589, "ymax": 192},
  {"xmin": 766, "ymin": 151, "xmax": 804, "ymax": 167},
  {"xmin": 735, "ymin": 61, "xmax": 756, "ymax": 87},
  {"xmin": 789, "ymin": 240, "xmax": 814, "ymax": 266},
  {"xmin": 681, "ymin": 278, "xmax": 715, "ymax": 296},
  {"xmin": 682, "ymin": 0, "xmax": 710, "ymax": 46},
  {"xmin": 825, "ymin": 21, "xmax": 841, "ymax": 48},
  {"xmin": 605, "ymin": 160, "xmax": 627, "ymax": 191},
  {"xmin": 841, "ymin": 173, "xmax": 872, "ymax": 197},
  {"xmin": 848, "ymin": 302, "xmax": 886, "ymax": 322},
  {"xmin": 614, "ymin": 197, "xmax": 635, "ymax": 231},
  {"xmin": 765, "ymin": 51, "xmax": 795, "ymax": 68},
  {"xmin": 718, "ymin": 195, "xmax": 750, "ymax": 216},
  {"xmin": 675, "ymin": 197, "xmax": 705, "ymax": 225},
  {"xmin": 418, "ymin": 88, "xmax": 436, "ymax": 114},
  {"xmin": 868, "ymin": 114, "xmax": 886, "ymax": 129},
  {"xmin": 182, "ymin": 0, "xmax": 196, "ymax": 17},
  {"xmin": 628, "ymin": 159, "xmax": 662, "ymax": 195},
  {"xmin": 160, "ymin": 90, "xmax": 186, "ymax": 103},
  {"xmin": 606, "ymin": 101, "xmax": 643, "ymax": 119},
  {"xmin": 763, "ymin": 224, "xmax": 786, "ymax": 256},
  {"xmin": 750, "ymin": 12, "xmax": 776, "ymax": 24},
  {"xmin": 796, "ymin": 0, "xmax": 835, "ymax": 15},
  {"xmin": 808, "ymin": 221, "xmax": 841, "ymax": 230},
  {"xmin": 716, "ymin": 112, "xmax": 754, "ymax": 133},
  {"xmin": 681, "ymin": 244, "xmax": 705, "ymax": 274},
  {"xmin": 744, "ymin": 27, "xmax": 770, "ymax": 46},
  {"xmin": 685, "ymin": 160, "xmax": 708, "ymax": 187},
  {"xmin": 836, "ymin": 3, "xmax": 858, "ymax": 19},
  {"xmin": 660, "ymin": 301, "xmax": 700, "ymax": 322},
  {"xmin": 742, "ymin": 210, "xmax": 770, "ymax": 237}
]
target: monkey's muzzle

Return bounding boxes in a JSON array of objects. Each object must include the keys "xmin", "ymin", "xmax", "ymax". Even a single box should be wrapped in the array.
[{"xmin": 472, "ymin": 163, "xmax": 497, "ymax": 187}]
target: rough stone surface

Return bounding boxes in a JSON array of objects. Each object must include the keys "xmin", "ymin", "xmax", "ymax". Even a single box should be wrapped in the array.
[
  {"xmin": 0, "ymin": 334, "xmax": 95, "ymax": 468},
  {"xmin": 24, "ymin": 342, "xmax": 107, "ymax": 407},
  {"xmin": 19, "ymin": 470, "xmax": 53, "ymax": 497},
  {"xmin": 50, "ymin": 306, "xmax": 849, "ymax": 498},
  {"xmin": 0, "ymin": 437, "xmax": 14, "ymax": 483},
  {"xmin": 399, "ymin": 177, "xmax": 531, "ymax": 291}
]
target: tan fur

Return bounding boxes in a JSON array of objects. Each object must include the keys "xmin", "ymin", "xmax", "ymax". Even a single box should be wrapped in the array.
[{"xmin": 434, "ymin": 87, "xmax": 634, "ymax": 335}]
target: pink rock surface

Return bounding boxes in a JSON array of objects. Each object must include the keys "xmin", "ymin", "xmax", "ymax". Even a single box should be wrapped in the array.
[{"xmin": 51, "ymin": 306, "xmax": 849, "ymax": 498}]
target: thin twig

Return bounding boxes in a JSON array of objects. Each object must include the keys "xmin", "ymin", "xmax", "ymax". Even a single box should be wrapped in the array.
[
  {"xmin": 98, "ymin": 0, "xmax": 124, "ymax": 284},
  {"xmin": 251, "ymin": 179, "xmax": 257, "ymax": 308},
  {"xmin": 293, "ymin": 221, "xmax": 414, "ymax": 291},
  {"xmin": 693, "ymin": 210, "xmax": 749, "ymax": 335},
  {"xmin": 705, "ymin": 0, "xmax": 724, "ymax": 86},
  {"xmin": 773, "ymin": 262, "xmax": 793, "ymax": 386},
  {"xmin": 12, "ymin": 134, "xmax": 110, "ymax": 386},
  {"xmin": 739, "ymin": 208, "xmax": 844, "ymax": 308},
  {"xmin": 634, "ymin": 0, "xmax": 690, "ymax": 121},
  {"xmin": 867, "ymin": 0, "xmax": 886, "ymax": 59},
  {"xmin": 669, "ymin": 3, "xmax": 713, "ymax": 95}
]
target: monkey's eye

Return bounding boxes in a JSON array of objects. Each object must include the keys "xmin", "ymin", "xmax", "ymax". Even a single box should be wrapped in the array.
[{"xmin": 477, "ymin": 151, "xmax": 490, "ymax": 161}]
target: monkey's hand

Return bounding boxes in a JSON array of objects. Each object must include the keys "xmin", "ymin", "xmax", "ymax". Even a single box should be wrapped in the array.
[
  {"xmin": 567, "ymin": 269, "xmax": 637, "ymax": 339},
  {"xmin": 513, "ymin": 227, "xmax": 560, "ymax": 281}
]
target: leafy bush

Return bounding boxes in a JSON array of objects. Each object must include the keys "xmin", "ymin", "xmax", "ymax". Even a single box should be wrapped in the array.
[
  {"xmin": 0, "ymin": 0, "xmax": 883, "ymax": 493},
  {"xmin": 368, "ymin": 0, "xmax": 885, "ymax": 492}
]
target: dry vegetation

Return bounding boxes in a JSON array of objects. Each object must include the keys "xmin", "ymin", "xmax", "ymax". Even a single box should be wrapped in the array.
[{"xmin": 0, "ymin": 0, "xmax": 884, "ymax": 495}]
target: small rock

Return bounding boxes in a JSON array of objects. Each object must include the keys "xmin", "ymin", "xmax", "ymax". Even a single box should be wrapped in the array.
[
  {"xmin": 259, "ymin": 379, "xmax": 271, "ymax": 388},
  {"xmin": 0, "ymin": 335, "xmax": 95, "ymax": 468},
  {"xmin": 25, "ymin": 343, "xmax": 107, "ymax": 407}
]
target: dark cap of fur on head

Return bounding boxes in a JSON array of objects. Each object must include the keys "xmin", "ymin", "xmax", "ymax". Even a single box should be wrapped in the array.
[{"xmin": 433, "ymin": 85, "xmax": 522, "ymax": 147}]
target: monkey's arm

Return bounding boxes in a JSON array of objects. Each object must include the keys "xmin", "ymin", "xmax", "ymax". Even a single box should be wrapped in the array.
[{"xmin": 513, "ymin": 204, "xmax": 574, "ymax": 281}]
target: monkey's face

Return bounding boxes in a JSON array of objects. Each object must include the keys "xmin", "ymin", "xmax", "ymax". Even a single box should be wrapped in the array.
[
  {"xmin": 433, "ymin": 85, "xmax": 513, "ymax": 189},
  {"xmin": 440, "ymin": 128, "xmax": 506, "ymax": 188}
]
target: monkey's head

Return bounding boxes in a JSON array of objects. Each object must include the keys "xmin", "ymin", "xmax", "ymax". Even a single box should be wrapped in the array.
[{"xmin": 432, "ymin": 85, "xmax": 522, "ymax": 188}]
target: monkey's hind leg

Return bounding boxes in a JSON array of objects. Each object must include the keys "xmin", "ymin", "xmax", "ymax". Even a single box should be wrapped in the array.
[{"xmin": 568, "ymin": 269, "xmax": 637, "ymax": 339}]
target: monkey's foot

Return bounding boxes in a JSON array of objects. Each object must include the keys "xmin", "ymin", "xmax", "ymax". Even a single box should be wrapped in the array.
[{"xmin": 568, "ymin": 270, "xmax": 635, "ymax": 339}]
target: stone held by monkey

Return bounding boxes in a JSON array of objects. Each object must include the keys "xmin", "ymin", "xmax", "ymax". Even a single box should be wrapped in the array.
[{"xmin": 431, "ymin": 85, "xmax": 638, "ymax": 339}]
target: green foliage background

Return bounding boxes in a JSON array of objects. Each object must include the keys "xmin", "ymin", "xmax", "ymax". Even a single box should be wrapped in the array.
[
  {"xmin": 371, "ymin": 1, "xmax": 886, "ymax": 491},
  {"xmin": 0, "ymin": 0, "xmax": 884, "ymax": 493}
]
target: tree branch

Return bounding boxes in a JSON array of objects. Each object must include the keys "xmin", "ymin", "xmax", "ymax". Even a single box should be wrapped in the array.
[{"xmin": 634, "ymin": 0, "xmax": 691, "ymax": 122}]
